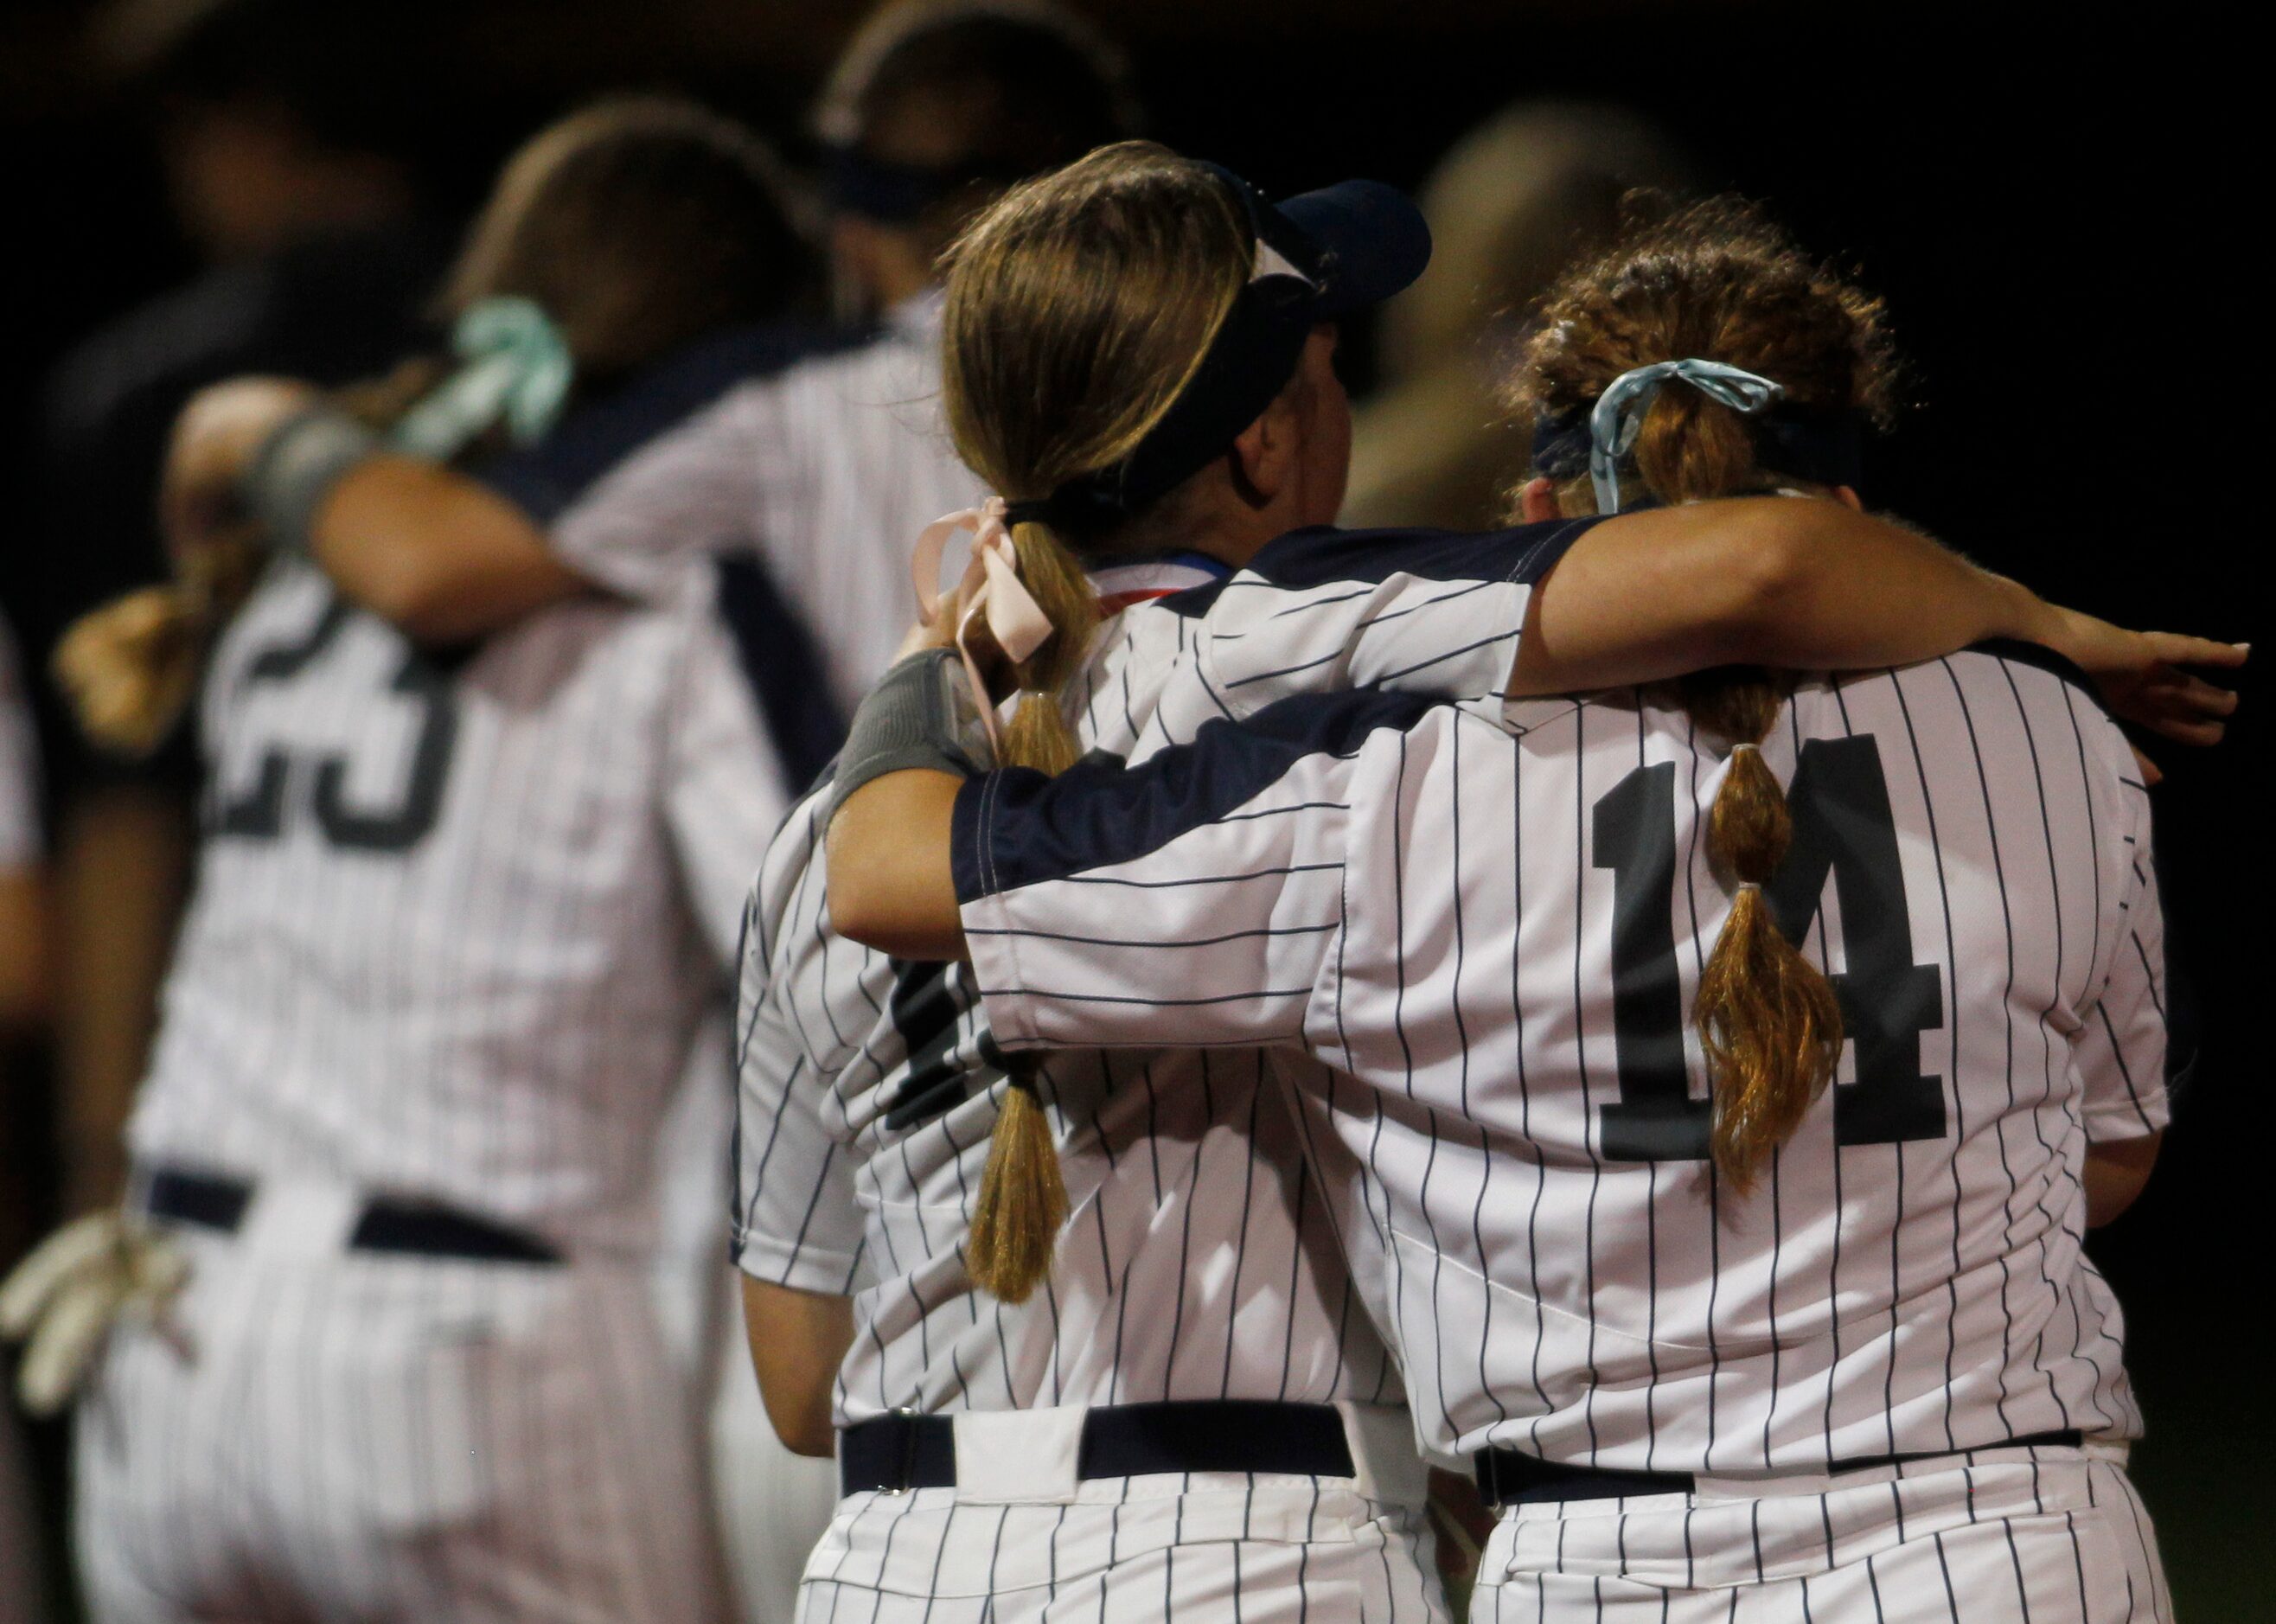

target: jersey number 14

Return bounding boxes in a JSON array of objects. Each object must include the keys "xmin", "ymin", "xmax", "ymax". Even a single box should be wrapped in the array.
[{"xmin": 1591, "ymin": 734, "xmax": 1948, "ymax": 1161}]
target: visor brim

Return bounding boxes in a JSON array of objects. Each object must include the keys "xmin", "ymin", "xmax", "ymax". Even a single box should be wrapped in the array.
[{"xmin": 1275, "ymin": 179, "xmax": 1432, "ymax": 317}]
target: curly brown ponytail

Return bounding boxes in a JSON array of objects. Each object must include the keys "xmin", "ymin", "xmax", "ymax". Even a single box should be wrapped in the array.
[
  {"xmin": 940, "ymin": 142, "xmax": 1254, "ymax": 1299},
  {"xmin": 1512, "ymin": 195, "xmax": 1902, "ymax": 1190}
]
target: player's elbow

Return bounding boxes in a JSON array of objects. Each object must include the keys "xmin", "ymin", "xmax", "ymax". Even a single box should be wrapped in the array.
[
  {"xmin": 763, "ymin": 1391, "xmax": 840, "ymax": 1459},
  {"xmin": 2083, "ymin": 1131, "xmax": 2162, "ymax": 1227}
]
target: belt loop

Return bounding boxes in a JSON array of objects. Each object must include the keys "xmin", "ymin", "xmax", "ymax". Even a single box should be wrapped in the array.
[
  {"xmin": 888, "ymin": 1408, "xmax": 920, "ymax": 1497},
  {"xmin": 1337, "ymin": 1403, "xmax": 1429, "ymax": 1507}
]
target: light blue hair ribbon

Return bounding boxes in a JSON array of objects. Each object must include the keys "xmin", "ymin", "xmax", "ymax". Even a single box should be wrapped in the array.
[
  {"xmin": 391, "ymin": 296, "xmax": 574, "ymax": 460},
  {"xmin": 1589, "ymin": 358, "xmax": 1785, "ymax": 514}
]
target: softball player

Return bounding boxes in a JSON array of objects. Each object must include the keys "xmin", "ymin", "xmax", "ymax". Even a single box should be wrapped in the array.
[
  {"xmin": 738, "ymin": 148, "xmax": 2178, "ymax": 1621},
  {"xmin": 6, "ymin": 99, "xmax": 825, "ymax": 1623},
  {"xmin": 827, "ymin": 200, "xmax": 2243, "ymax": 1620},
  {"xmin": 2, "ymin": 612, "xmax": 48, "ymax": 1624}
]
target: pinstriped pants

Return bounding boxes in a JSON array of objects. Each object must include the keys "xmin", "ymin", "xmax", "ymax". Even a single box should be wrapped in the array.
[
  {"xmin": 74, "ymin": 1234, "xmax": 728, "ymax": 1623},
  {"xmin": 1469, "ymin": 1446, "xmax": 2169, "ymax": 1622},
  {"xmin": 796, "ymin": 1479, "xmax": 1448, "ymax": 1622}
]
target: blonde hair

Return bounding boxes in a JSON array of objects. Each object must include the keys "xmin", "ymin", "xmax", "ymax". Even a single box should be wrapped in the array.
[
  {"xmin": 937, "ymin": 140, "xmax": 1252, "ymax": 1298},
  {"xmin": 1512, "ymin": 195, "xmax": 1900, "ymax": 1192}
]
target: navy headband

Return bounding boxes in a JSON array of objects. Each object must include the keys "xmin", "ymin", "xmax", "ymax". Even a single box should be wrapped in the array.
[
  {"xmin": 1531, "ymin": 399, "xmax": 1866, "ymax": 500},
  {"xmin": 1007, "ymin": 168, "xmax": 1327, "ymax": 540}
]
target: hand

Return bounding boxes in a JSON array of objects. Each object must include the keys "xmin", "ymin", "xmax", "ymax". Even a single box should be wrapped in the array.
[
  {"xmin": 2044, "ymin": 608, "xmax": 2247, "ymax": 759},
  {"xmin": 161, "ymin": 376, "xmax": 316, "ymax": 564}
]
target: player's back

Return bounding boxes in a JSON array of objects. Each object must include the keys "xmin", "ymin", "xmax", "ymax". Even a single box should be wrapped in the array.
[
  {"xmin": 136, "ymin": 559, "xmax": 783, "ymax": 1252},
  {"xmin": 734, "ymin": 630, "xmax": 1397, "ymax": 1427},
  {"xmin": 1310, "ymin": 643, "xmax": 2165, "ymax": 1467},
  {"xmin": 956, "ymin": 639, "xmax": 2172, "ymax": 1470}
]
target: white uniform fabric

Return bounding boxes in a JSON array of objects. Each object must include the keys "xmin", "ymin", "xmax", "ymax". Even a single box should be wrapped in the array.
[
  {"xmin": 954, "ymin": 636, "xmax": 2176, "ymax": 1618},
  {"xmin": 78, "ymin": 1224, "xmax": 720, "ymax": 1624},
  {"xmin": 547, "ymin": 293, "xmax": 986, "ymax": 716},
  {"xmin": 1, "ymin": 614, "xmax": 38, "ymax": 868},
  {"xmin": 960, "ymin": 649, "xmax": 2171, "ymax": 1468},
  {"xmin": 80, "ymin": 542, "xmax": 796, "ymax": 1620},
  {"xmin": 128, "ymin": 561, "xmax": 775, "ymax": 1254},
  {"xmin": 1469, "ymin": 1442, "xmax": 2169, "ymax": 1621},
  {"xmin": 735, "ymin": 520, "xmax": 1599, "ymax": 1620}
]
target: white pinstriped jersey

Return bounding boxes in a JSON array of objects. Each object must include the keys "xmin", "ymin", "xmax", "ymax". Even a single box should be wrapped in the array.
[
  {"xmin": 1, "ymin": 616, "xmax": 36, "ymax": 867},
  {"xmin": 547, "ymin": 292, "xmax": 985, "ymax": 715},
  {"xmin": 127, "ymin": 555, "xmax": 790, "ymax": 1254},
  {"xmin": 733, "ymin": 519, "xmax": 1602, "ymax": 1428},
  {"xmin": 956, "ymin": 643, "xmax": 2177, "ymax": 1470}
]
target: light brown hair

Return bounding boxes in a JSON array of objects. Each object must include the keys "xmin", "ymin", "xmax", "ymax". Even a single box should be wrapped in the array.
[
  {"xmin": 936, "ymin": 139, "xmax": 1254, "ymax": 1298},
  {"xmin": 57, "ymin": 96, "xmax": 808, "ymax": 757},
  {"xmin": 1511, "ymin": 195, "xmax": 1901, "ymax": 1191}
]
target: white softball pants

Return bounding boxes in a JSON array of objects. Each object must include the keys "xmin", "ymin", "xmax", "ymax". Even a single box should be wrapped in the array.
[{"xmin": 1469, "ymin": 1442, "xmax": 2169, "ymax": 1622}]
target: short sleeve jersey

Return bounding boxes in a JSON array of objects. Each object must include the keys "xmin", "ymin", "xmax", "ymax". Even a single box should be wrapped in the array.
[
  {"xmin": 129, "ymin": 348, "xmax": 820, "ymax": 1254},
  {"xmin": 733, "ymin": 520, "xmax": 1601, "ymax": 1426},
  {"xmin": 544, "ymin": 294, "xmax": 987, "ymax": 715},
  {"xmin": 955, "ymin": 645, "xmax": 2175, "ymax": 1469}
]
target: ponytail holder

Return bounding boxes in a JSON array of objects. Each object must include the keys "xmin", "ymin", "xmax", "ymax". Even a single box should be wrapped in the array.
[
  {"xmin": 1731, "ymin": 741, "xmax": 1761, "ymax": 757},
  {"xmin": 392, "ymin": 296, "xmax": 574, "ymax": 460},
  {"xmin": 1589, "ymin": 358, "xmax": 1786, "ymax": 515},
  {"xmin": 910, "ymin": 496, "xmax": 1058, "ymax": 753}
]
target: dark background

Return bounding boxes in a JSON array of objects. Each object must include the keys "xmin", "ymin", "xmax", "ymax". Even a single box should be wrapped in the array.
[{"xmin": 2, "ymin": 2, "xmax": 2262, "ymax": 1615}]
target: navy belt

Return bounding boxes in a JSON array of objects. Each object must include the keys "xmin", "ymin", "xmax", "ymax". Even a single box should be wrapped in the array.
[
  {"xmin": 1474, "ymin": 1428, "xmax": 2087, "ymax": 1508},
  {"xmin": 142, "ymin": 1166, "xmax": 561, "ymax": 1266},
  {"xmin": 840, "ymin": 1400, "xmax": 1355, "ymax": 1497}
]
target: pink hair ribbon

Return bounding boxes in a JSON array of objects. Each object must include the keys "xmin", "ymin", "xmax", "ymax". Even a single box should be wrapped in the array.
[{"xmin": 910, "ymin": 497, "xmax": 1056, "ymax": 753}]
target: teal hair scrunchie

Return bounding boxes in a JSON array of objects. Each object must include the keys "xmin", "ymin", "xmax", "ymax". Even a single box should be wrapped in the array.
[
  {"xmin": 391, "ymin": 296, "xmax": 575, "ymax": 461},
  {"xmin": 1589, "ymin": 358, "xmax": 1785, "ymax": 514}
]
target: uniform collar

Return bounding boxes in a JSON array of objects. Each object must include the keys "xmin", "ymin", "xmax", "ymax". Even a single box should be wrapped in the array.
[{"xmin": 1086, "ymin": 550, "xmax": 1231, "ymax": 614}]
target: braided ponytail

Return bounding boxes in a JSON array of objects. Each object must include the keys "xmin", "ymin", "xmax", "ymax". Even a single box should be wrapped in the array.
[
  {"xmin": 940, "ymin": 143, "xmax": 1255, "ymax": 1299},
  {"xmin": 963, "ymin": 517, "xmax": 1096, "ymax": 1301},
  {"xmin": 1512, "ymin": 195, "xmax": 1902, "ymax": 1192},
  {"xmin": 1684, "ymin": 678, "xmax": 1844, "ymax": 1190}
]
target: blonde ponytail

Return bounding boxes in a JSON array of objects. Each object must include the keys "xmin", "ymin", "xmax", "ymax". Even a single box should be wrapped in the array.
[
  {"xmin": 53, "ymin": 537, "xmax": 262, "ymax": 757},
  {"xmin": 1685, "ymin": 679, "xmax": 1844, "ymax": 1192},
  {"xmin": 940, "ymin": 144, "xmax": 1256, "ymax": 1300},
  {"xmin": 962, "ymin": 516, "xmax": 1097, "ymax": 1303}
]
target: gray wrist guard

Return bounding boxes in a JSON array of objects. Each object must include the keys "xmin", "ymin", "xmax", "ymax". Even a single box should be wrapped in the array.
[
  {"xmin": 240, "ymin": 406, "xmax": 384, "ymax": 554},
  {"xmin": 828, "ymin": 648, "xmax": 990, "ymax": 822}
]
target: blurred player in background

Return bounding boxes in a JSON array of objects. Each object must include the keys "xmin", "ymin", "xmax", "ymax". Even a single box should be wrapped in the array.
[
  {"xmin": 2, "ymin": 614, "xmax": 54, "ymax": 1624},
  {"xmin": 1342, "ymin": 102, "xmax": 1688, "ymax": 531},
  {"xmin": 34, "ymin": 0, "xmax": 456, "ymax": 1223},
  {"xmin": 143, "ymin": 9, "xmax": 1146, "ymax": 1613},
  {"xmin": 828, "ymin": 198, "xmax": 2243, "ymax": 1621},
  {"xmin": 3, "ymin": 98, "xmax": 820, "ymax": 1623}
]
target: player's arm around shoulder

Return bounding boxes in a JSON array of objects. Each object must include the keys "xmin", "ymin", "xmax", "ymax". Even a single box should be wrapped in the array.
[{"xmin": 1506, "ymin": 484, "xmax": 2247, "ymax": 728}]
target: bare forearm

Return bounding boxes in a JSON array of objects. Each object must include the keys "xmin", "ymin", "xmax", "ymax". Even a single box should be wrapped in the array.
[
  {"xmin": 310, "ymin": 457, "xmax": 588, "ymax": 643},
  {"xmin": 2083, "ymin": 1132, "xmax": 2161, "ymax": 1227},
  {"xmin": 740, "ymin": 1275, "xmax": 855, "ymax": 1457},
  {"xmin": 1512, "ymin": 499, "xmax": 2056, "ymax": 696},
  {"xmin": 54, "ymin": 786, "xmax": 194, "ymax": 1213},
  {"xmin": 0, "ymin": 872, "xmax": 48, "ymax": 1032},
  {"xmin": 825, "ymin": 771, "xmax": 967, "ymax": 960}
]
